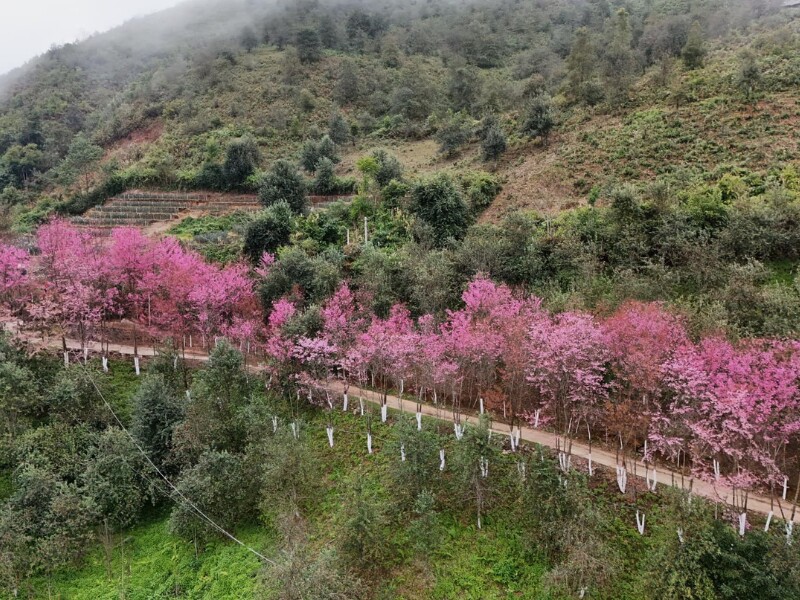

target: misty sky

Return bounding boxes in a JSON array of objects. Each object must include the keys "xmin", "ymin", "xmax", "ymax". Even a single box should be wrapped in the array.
[{"xmin": 0, "ymin": 0, "xmax": 183, "ymax": 75}]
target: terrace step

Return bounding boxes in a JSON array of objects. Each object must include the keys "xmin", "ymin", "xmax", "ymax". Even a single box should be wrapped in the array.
[{"xmin": 71, "ymin": 190, "xmax": 351, "ymax": 230}]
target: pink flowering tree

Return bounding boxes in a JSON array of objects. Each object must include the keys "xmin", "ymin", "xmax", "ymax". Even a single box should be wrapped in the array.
[
  {"xmin": 0, "ymin": 243, "xmax": 30, "ymax": 323},
  {"xmin": 655, "ymin": 338, "xmax": 800, "ymax": 507},
  {"xmin": 356, "ymin": 304, "xmax": 416, "ymax": 413},
  {"xmin": 602, "ymin": 302, "xmax": 689, "ymax": 461},
  {"xmin": 106, "ymin": 227, "xmax": 158, "ymax": 356},
  {"xmin": 32, "ymin": 220, "xmax": 114, "ymax": 356},
  {"xmin": 320, "ymin": 283, "xmax": 369, "ymax": 405},
  {"xmin": 525, "ymin": 311, "xmax": 609, "ymax": 455}
]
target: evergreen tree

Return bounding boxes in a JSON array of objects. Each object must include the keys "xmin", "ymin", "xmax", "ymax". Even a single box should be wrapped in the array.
[
  {"xmin": 240, "ymin": 27, "xmax": 258, "ymax": 53},
  {"xmin": 259, "ymin": 160, "xmax": 308, "ymax": 214},
  {"xmin": 565, "ymin": 27, "xmax": 601, "ymax": 105},
  {"xmin": 521, "ymin": 93, "xmax": 555, "ymax": 144},
  {"xmin": 222, "ymin": 135, "xmax": 260, "ymax": 189},
  {"xmin": 57, "ymin": 134, "xmax": 103, "ymax": 193},
  {"xmin": 319, "ymin": 15, "xmax": 339, "ymax": 49},
  {"xmin": 300, "ymin": 135, "xmax": 338, "ymax": 173},
  {"xmin": 130, "ymin": 374, "xmax": 185, "ymax": 471},
  {"xmin": 736, "ymin": 50, "xmax": 761, "ymax": 105},
  {"xmin": 371, "ymin": 149, "xmax": 403, "ymax": 188},
  {"xmin": 313, "ymin": 157, "xmax": 338, "ymax": 195},
  {"xmin": 334, "ymin": 59, "xmax": 360, "ymax": 105},
  {"xmin": 602, "ymin": 9, "xmax": 636, "ymax": 107},
  {"xmin": 448, "ymin": 67, "xmax": 481, "ymax": 115},
  {"xmin": 410, "ymin": 174, "xmax": 470, "ymax": 247},
  {"xmin": 481, "ymin": 121, "xmax": 507, "ymax": 162},
  {"xmin": 436, "ymin": 112, "xmax": 473, "ymax": 158},
  {"xmin": 328, "ymin": 110, "xmax": 350, "ymax": 145},
  {"xmin": 296, "ymin": 28, "xmax": 322, "ymax": 64},
  {"xmin": 243, "ymin": 201, "xmax": 294, "ymax": 263},
  {"xmin": 682, "ymin": 21, "xmax": 707, "ymax": 70}
]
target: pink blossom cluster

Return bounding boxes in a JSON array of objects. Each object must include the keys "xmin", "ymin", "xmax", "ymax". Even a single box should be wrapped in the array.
[{"xmin": 3, "ymin": 224, "xmax": 800, "ymax": 493}]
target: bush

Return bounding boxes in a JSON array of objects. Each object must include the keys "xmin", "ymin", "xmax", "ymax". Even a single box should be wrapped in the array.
[
  {"xmin": 410, "ymin": 174, "xmax": 470, "ymax": 247},
  {"xmin": 435, "ymin": 112, "xmax": 473, "ymax": 158},
  {"xmin": 259, "ymin": 160, "xmax": 308, "ymax": 214},
  {"xmin": 222, "ymin": 135, "xmax": 261, "ymax": 190},
  {"xmin": 461, "ymin": 171, "xmax": 502, "ymax": 215},
  {"xmin": 243, "ymin": 201, "xmax": 294, "ymax": 263},
  {"xmin": 521, "ymin": 93, "xmax": 555, "ymax": 143},
  {"xmin": 168, "ymin": 450, "xmax": 258, "ymax": 545}
]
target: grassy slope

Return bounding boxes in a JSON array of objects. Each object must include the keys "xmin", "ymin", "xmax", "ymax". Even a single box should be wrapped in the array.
[
  {"xmin": 10, "ymin": 357, "xmax": 796, "ymax": 599},
  {"xmin": 20, "ymin": 408, "xmax": 549, "ymax": 600},
  {"xmin": 112, "ymin": 36, "xmax": 800, "ymax": 222}
]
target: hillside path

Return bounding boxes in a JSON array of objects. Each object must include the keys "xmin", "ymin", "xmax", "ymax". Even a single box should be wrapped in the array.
[{"xmin": 11, "ymin": 328, "xmax": 799, "ymax": 523}]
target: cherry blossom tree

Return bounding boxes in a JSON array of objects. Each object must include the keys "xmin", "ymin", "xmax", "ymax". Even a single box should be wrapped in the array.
[
  {"xmin": 0, "ymin": 243, "xmax": 30, "ymax": 323},
  {"xmin": 602, "ymin": 302, "xmax": 689, "ymax": 463},
  {"xmin": 525, "ymin": 311, "xmax": 609, "ymax": 458},
  {"xmin": 33, "ymin": 220, "xmax": 115, "ymax": 360},
  {"xmin": 654, "ymin": 337, "xmax": 800, "ymax": 510},
  {"xmin": 106, "ymin": 227, "xmax": 158, "ymax": 358}
]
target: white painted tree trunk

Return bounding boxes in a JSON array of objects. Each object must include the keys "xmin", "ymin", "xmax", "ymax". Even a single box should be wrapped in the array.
[
  {"xmin": 83, "ymin": 347, "xmax": 88, "ymax": 362},
  {"xmin": 343, "ymin": 392, "xmax": 349, "ymax": 412},
  {"xmin": 454, "ymin": 423, "xmax": 463, "ymax": 440},
  {"xmin": 558, "ymin": 452, "xmax": 571, "ymax": 473},
  {"xmin": 677, "ymin": 528, "xmax": 685, "ymax": 544},
  {"xmin": 326, "ymin": 426, "xmax": 334, "ymax": 448},
  {"xmin": 367, "ymin": 432, "xmax": 373, "ymax": 454},
  {"xmin": 186, "ymin": 389, "xmax": 191, "ymax": 400},
  {"xmin": 587, "ymin": 453, "xmax": 594, "ymax": 476},
  {"xmin": 173, "ymin": 356, "xmax": 178, "ymax": 371},
  {"xmin": 272, "ymin": 416, "xmax": 278, "ymax": 433},
  {"xmin": 63, "ymin": 351, "xmax": 69, "ymax": 367},
  {"xmin": 479, "ymin": 398, "xmax": 484, "ymax": 414},
  {"xmin": 381, "ymin": 404, "xmax": 387, "ymax": 423},
  {"xmin": 765, "ymin": 511, "xmax": 773, "ymax": 532},
  {"xmin": 647, "ymin": 467, "xmax": 657, "ymax": 492},
  {"xmin": 616, "ymin": 465, "xmax": 627, "ymax": 493},
  {"xmin": 400, "ymin": 443, "xmax": 406, "ymax": 462},
  {"xmin": 517, "ymin": 461, "xmax": 526, "ymax": 481},
  {"xmin": 359, "ymin": 398, "xmax": 364, "ymax": 416},
  {"xmin": 102, "ymin": 356, "xmax": 108, "ymax": 372},
  {"xmin": 738, "ymin": 512, "xmax": 747, "ymax": 537},
  {"xmin": 134, "ymin": 356, "xmax": 140, "ymax": 376},
  {"xmin": 533, "ymin": 409, "xmax": 540, "ymax": 428},
  {"xmin": 509, "ymin": 433, "xmax": 516, "ymax": 452},
  {"xmin": 480, "ymin": 456, "xmax": 489, "ymax": 478},
  {"xmin": 514, "ymin": 427, "xmax": 521, "ymax": 448},
  {"xmin": 786, "ymin": 521, "xmax": 793, "ymax": 545},
  {"xmin": 636, "ymin": 511, "xmax": 646, "ymax": 535},
  {"xmin": 291, "ymin": 421, "xmax": 299, "ymax": 440},
  {"xmin": 783, "ymin": 476, "xmax": 789, "ymax": 500},
  {"xmin": 439, "ymin": 449, "xmax": 445, "ymax": 471},
  {"xmin": 416, "ymin": 411, "xmax": 422, "ymax": 431},
  {"xmin": 713, "ymin": 459, "xmax": 721, "ymax": 481}
]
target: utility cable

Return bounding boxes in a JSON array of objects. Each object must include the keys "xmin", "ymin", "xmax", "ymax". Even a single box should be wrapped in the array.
[{"xmin": 76, "ymin": 359, "xmax": 276, "ymax": 566}]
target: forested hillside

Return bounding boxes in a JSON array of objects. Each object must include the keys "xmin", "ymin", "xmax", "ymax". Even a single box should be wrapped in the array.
[
  {"xmin": 0, "ymin": 0, "xmax": 798, "ymax": 218},
  {"xmin": 3, "ymin": 1, "xmax": 800, "ymax": 598}
]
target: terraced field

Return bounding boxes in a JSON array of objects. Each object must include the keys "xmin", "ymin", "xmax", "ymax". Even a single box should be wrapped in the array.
[{"xmin": 71, "ymin": 191, "xmax": 262, "ymax": 229}]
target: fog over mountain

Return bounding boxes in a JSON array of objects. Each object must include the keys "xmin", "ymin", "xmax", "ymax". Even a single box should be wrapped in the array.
[{"xmin": 0, "ymin": 0, "xmax": 187, "ymax": 76}]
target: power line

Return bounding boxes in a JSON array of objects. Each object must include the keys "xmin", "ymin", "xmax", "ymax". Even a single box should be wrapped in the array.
[{"xmin": 76, "ymin": 359, "xmax": 276, "ymax": 566}]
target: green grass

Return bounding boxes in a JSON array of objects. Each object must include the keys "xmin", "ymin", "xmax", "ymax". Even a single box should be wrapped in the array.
[
  {"xmin": 766, "ymin": 259, "xmax": 798, "ymax": 285},
  {"xmin": 167, "ymin": 212, "xmax": 254, "ymax": 240},
  {"xmin": 23, "ymin": 516, "xmax": 273, "ymax": 600}
]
